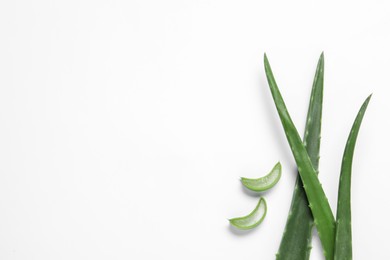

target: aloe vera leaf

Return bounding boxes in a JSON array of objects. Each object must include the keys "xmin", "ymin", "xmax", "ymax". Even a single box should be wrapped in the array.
[
  {"xmin": 334, "ymin": 95, "xmax": 371, "ymax": 260},
  {"xmin": 276, "ymin": 53, "xmax": 324, "ymax": 260},
  {"xmin": 241, "ymin": 162, "xmax": 282, "ymax": 192},
  {"xmin": 264, "ymin": 54, "xmax": 335, "ymax": 260},
  {"xmin": 229, "ymin": 197, "xmax": 267, "ymax": 230}
]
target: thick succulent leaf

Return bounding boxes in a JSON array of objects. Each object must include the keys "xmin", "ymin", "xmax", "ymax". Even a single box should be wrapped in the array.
[
  {"xmin": 277, "ymin": 53, "xmax": 324, "ymax": 260},
  {"xmin": 334, "ymin": 95, "xmax": 371, "ymax": 260},
  {"xmin": 264, "ymin": 54, "xmax": 335, "ymax": 260}
]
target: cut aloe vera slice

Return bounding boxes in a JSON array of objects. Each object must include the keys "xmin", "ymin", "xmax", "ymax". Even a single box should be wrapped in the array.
[
  {"xmin": 241, "ymin": 162, "xmax": 282, "ymax": 192},
  {"xmin": 229, "ymin": 197, "xmax": 267, "ymax": 230}
]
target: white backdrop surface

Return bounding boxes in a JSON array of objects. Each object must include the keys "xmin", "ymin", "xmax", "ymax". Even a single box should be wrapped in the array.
[{"xmin": 0, "ymin": 1, "xmax": 389, "ymax": 259}]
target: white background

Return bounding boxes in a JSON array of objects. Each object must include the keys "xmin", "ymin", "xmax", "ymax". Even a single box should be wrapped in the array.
[{"xmin": 0, "ymin": 1, "xmax": 389, "ymax": 259}]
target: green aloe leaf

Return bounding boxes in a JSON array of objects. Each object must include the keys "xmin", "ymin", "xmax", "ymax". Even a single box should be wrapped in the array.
[
  {"xmin": 241, "ymin": 162, "xmax": 282, "ymax": 192},
  {"xmin": 334, "ymin": 95, "xmax": 372, "ymax": 260},
  {"xmin": 229, "ymin": 197, "xmax": 267, "ymax": 230},
  {"xmin": 276, "ymin": 53, "xmax": 324, "ymax": 260},
  {"xmin": 264, "ymin": 54, "xmax": 335, "ymax": 260}
]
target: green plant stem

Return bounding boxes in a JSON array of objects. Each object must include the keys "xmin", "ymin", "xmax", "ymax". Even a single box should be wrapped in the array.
[
  {"xmin": 276, "ymin": 53, "xmax": 324, "ymax": 260},
  {"xmin": 334, "ymin": 95, "xmax": 371, "ymax": 260},
  {"xmin": 264, "ymin": 54, "xmax": 335, "ymax": 260}
]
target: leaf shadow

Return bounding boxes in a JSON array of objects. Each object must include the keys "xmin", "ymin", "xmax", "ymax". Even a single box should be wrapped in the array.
[{"xmin": 227, "ymin": 224, "xmax": 258, "ymax": 236}]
